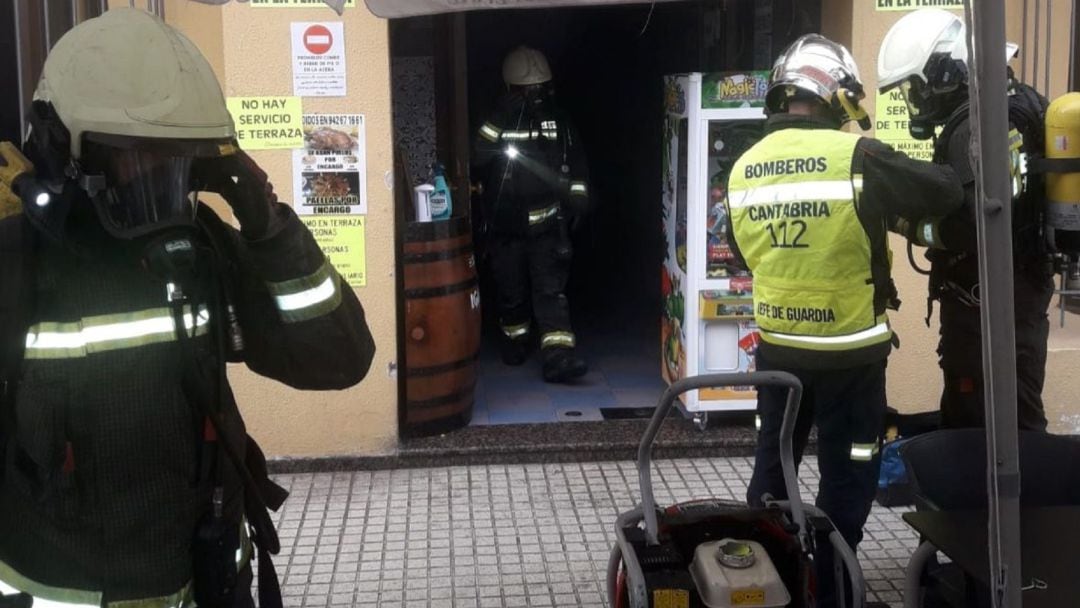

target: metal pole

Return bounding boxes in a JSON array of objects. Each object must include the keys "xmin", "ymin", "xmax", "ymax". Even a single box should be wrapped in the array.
[
  {"xmin": 1032, "ymin": 0, "xmax": 1041, "ymax": 92},
  {"xmin": 43, "ymin": 0, "xmax": 52, "ymax": 50},
  {"xmin": 1021, "ymin": 0, "xmax": 1029, "ymax": 82},
  {"xmin": 14, "ymin": 0, "xmax": 28, "ymax": 143},
  {"xmin": 1044, "ymin": 0, "xmax": 1052, "ymax": 95},
  {"xmin": 964, "ymin": 0, "xmax": 1024, "ymax": 605}
]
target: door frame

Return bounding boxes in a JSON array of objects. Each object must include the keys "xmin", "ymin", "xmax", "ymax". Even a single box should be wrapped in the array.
[{"xmin": 394, "ymin": 12, "xmax": 474, "ymax": 439}]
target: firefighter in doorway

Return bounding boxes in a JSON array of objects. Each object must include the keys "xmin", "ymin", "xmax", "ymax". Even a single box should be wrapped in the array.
[
  {"xmin": 878, "ymin": 8, "xmax": 1054, "ymax": 431},
  {"xmin": 0, "ymin": 9, "xmax": 374, "ymax": 607},
  {"xmin": 473, "ymin": 46, "xmax": 591, "ymax": 383},
  {"xmin": 726, "ymin": 34, "xmax": 963, "ymax": 607}
]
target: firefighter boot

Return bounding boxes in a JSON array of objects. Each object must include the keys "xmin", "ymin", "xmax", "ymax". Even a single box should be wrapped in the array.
[
  {"xmin": 500, "ymin": 335, "xmax": 529, "ymax": 366},
  {"xmin": 542, "ymin": 347, "xmax": 587, "ymax": 383}
]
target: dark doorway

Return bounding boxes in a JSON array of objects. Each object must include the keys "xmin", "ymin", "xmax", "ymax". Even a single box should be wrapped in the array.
[
  {"xmin": 4, "ymin": 2, "xmax": 111, "ymax": 156},
  {"xmin": 1, "ymin": 0, "xmax": 19, "ymax": 145},
  {"xmin": 390, "ymin": 0, "xmax": 820, "ymax": 429},
  {"xmin": 465, "ymin": 4, "xmax": 711, "ymax": 424}
]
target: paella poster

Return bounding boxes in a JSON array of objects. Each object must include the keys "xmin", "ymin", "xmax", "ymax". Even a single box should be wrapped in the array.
[
  {"xmin": 292, "ymin": 113, "xmax": 367, "ymax": 215},
  {"xmin": 300, "ymin": 216, "xmax": 366, "ymax": 287}
]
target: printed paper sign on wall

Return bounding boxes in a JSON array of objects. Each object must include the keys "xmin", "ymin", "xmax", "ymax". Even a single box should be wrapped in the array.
[
  {"xmin": 291, "ymin": 22, "xmax": 347, "ymax": 97},
  {"xmin": 300, "ymin": 216, "xmax": 366, "ymax": 287},
  {"xmin": 225, "ymin": 97, "xmax": 304, "ymax": 150},
  {"xmin": 875, "ymin": 0, "xmax": 962, "ymax": 11},
  {"xmin": 874, "ymin": 90, "xmax": 935, "ymax": 161},
  {"xmin": 292, "ymin": 114, "xmax": 367, "ymax": 215}
]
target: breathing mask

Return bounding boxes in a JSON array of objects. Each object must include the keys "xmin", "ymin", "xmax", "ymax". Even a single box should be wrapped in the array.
[{"xmin": 78, "ymin": 133, "xmax": 237, "ymax": 240}]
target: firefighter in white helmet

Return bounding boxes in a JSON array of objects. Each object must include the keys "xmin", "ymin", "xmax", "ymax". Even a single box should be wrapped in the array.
[
  {"xmin": 726, "ymin": 34, "xmax": 963, "ymax": 607},
  {"xmin": 0, "ymin": 9, "xmax": 374, "ymax": 607},
  {"xmin": 878, "ymin": 8, "xmax": 1053, "ymax": 432},
  {"xmin": 473, "ymin": 46, "xmax": 591, "ymax": 383}
]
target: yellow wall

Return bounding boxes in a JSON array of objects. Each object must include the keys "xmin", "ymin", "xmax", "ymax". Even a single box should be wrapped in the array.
[
  {"xmin": 117, "ymin": 0, "xmax": 1080, "ymax": 457},
  {"xmin": 158, "ymin": 0, "xmax": 399, "ymax": 457},
  {"xmin": 840, "ymin": 0, "xmax": 1080, "ymax": 433}
]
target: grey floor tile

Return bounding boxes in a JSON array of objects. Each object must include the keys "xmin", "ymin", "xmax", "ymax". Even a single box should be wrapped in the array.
[{"xmin": 269, "ymin": 456, "xmax": 918, "ymax": 607}]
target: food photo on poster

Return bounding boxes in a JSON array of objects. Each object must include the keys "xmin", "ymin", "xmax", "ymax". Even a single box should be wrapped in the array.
[{"xmin": 292, "ymin": 114, "xmax": 368, "ymax": 215}]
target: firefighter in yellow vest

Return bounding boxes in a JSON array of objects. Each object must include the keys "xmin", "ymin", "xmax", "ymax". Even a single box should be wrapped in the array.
[{"xmin": 726, "ymin": 34, "xmax": 963, "ymax": 607}]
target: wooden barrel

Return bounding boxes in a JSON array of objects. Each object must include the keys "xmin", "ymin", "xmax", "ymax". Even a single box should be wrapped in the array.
[{"xmin": 402, "ymin": 217, "xmax": 481, "ymax": 437}]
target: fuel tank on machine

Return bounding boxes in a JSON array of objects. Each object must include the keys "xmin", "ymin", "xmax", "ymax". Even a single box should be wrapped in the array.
[{"xmin": 689, "ymin": 539, "xmax": 790, "ymax": 608}]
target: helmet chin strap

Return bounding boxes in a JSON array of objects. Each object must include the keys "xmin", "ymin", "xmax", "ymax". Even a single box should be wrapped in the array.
[{"xmin": 68, "ymin": 160, "xmax": 107, "ymax": 198}]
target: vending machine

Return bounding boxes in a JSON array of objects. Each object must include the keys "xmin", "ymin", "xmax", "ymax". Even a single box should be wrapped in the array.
[{"xmin": 661, "ymin": 72, "xmax": 769, "ymax": 429}]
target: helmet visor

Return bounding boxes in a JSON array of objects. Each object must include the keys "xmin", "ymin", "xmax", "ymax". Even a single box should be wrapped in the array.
[{"xmin": 82, "ymin": 134, "xmax": 233, "ymax": 239}]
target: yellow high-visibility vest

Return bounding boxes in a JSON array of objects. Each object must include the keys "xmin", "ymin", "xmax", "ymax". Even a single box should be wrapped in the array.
[{"xmin": 727, "ymin": 128, "xmax": 892, "ymax": 353}]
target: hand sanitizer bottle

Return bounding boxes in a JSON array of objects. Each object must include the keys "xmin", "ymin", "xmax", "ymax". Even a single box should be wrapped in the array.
[{"xmin": 430, "ymin": 163, "xmax": 453, "ymax": 221}]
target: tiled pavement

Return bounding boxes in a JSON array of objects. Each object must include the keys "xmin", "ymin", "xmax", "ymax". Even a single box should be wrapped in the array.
[{"xmin": 269, "ymin": 456, "xmax": 916, "ymax": 607}]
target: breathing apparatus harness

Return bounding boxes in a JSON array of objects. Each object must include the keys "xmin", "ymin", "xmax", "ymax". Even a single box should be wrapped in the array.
[
  {"xmin": 150, "ymin": 213, "xmax": 287, "ymax": 608},
  {"xmin": 489, "ymin": 87, "xmax": 575, "ymax": 230},
  {"xmin": 900, "ymin": 64, "xmax": 1054, "ymax": 324}
]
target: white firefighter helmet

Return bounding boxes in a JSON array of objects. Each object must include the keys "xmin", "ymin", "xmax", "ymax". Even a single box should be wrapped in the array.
[
  {"xmin": 32, "ymin": 8, "xmax": 237, "ymax": 239},
  {"xmin": 878, "ymin": 8, "xmax": 1021, "ymax": 92},
  {"xmin": 502, "ymin": 46, "xmax": 553, "ymax": 87},
  {"xmin": 766, "ymin": 34, "xmax": 870, "ymax": 129},
  {"xmin": 877, "ymin": 8, "xmax": 968, "ymax": 94},
  {"xmin": 877, "ymin": 9, "xmax": 1019, "ymax": 130}
]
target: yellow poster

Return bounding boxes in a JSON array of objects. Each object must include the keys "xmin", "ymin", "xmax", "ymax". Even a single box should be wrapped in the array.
[
  {"xmin": 301, "ymin": 216, "xmax": 367, "ymax": 287},
  {"xmin": 225, "ymin": 97, "xmax": 304, "ymax": 151},
  {"xmin": 875, "ymin": 0, "xmax": 962, "ymax": 10},
  {"xmin": 250, "ymin": 0, "xmax": 356, "ymax": 7},
  {"xmin": 874, "ymin": 90, "xmax": 935, "ymax": 162}
]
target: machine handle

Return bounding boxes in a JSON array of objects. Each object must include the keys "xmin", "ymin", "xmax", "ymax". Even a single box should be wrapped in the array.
[{"xmin": 638, "ymin": 371, "xmax": 806, "ymax": 547}]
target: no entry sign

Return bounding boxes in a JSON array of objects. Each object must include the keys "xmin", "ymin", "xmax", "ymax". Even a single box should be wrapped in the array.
[
  {"xmin": 291, "ymin": 22, "xmax": 346, "ymax": 97},
  {"xmin": 303, "ymin": 24, "xmax": 333, "ymax": 55}
]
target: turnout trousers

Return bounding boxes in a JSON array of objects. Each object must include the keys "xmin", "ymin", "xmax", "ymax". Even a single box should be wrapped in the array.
[
  {"xmin": 489, "ymin": 218, "xmax": 576, "ymax": 353},
  {"xmin": 747, "ymin": 353, "xmax": 887, "ymax": 608}
]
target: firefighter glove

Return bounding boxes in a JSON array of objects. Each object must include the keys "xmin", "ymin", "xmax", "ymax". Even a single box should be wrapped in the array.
[{"xmin": 197, "ymin": 151, "xmax": 282, "ymax": 240}]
